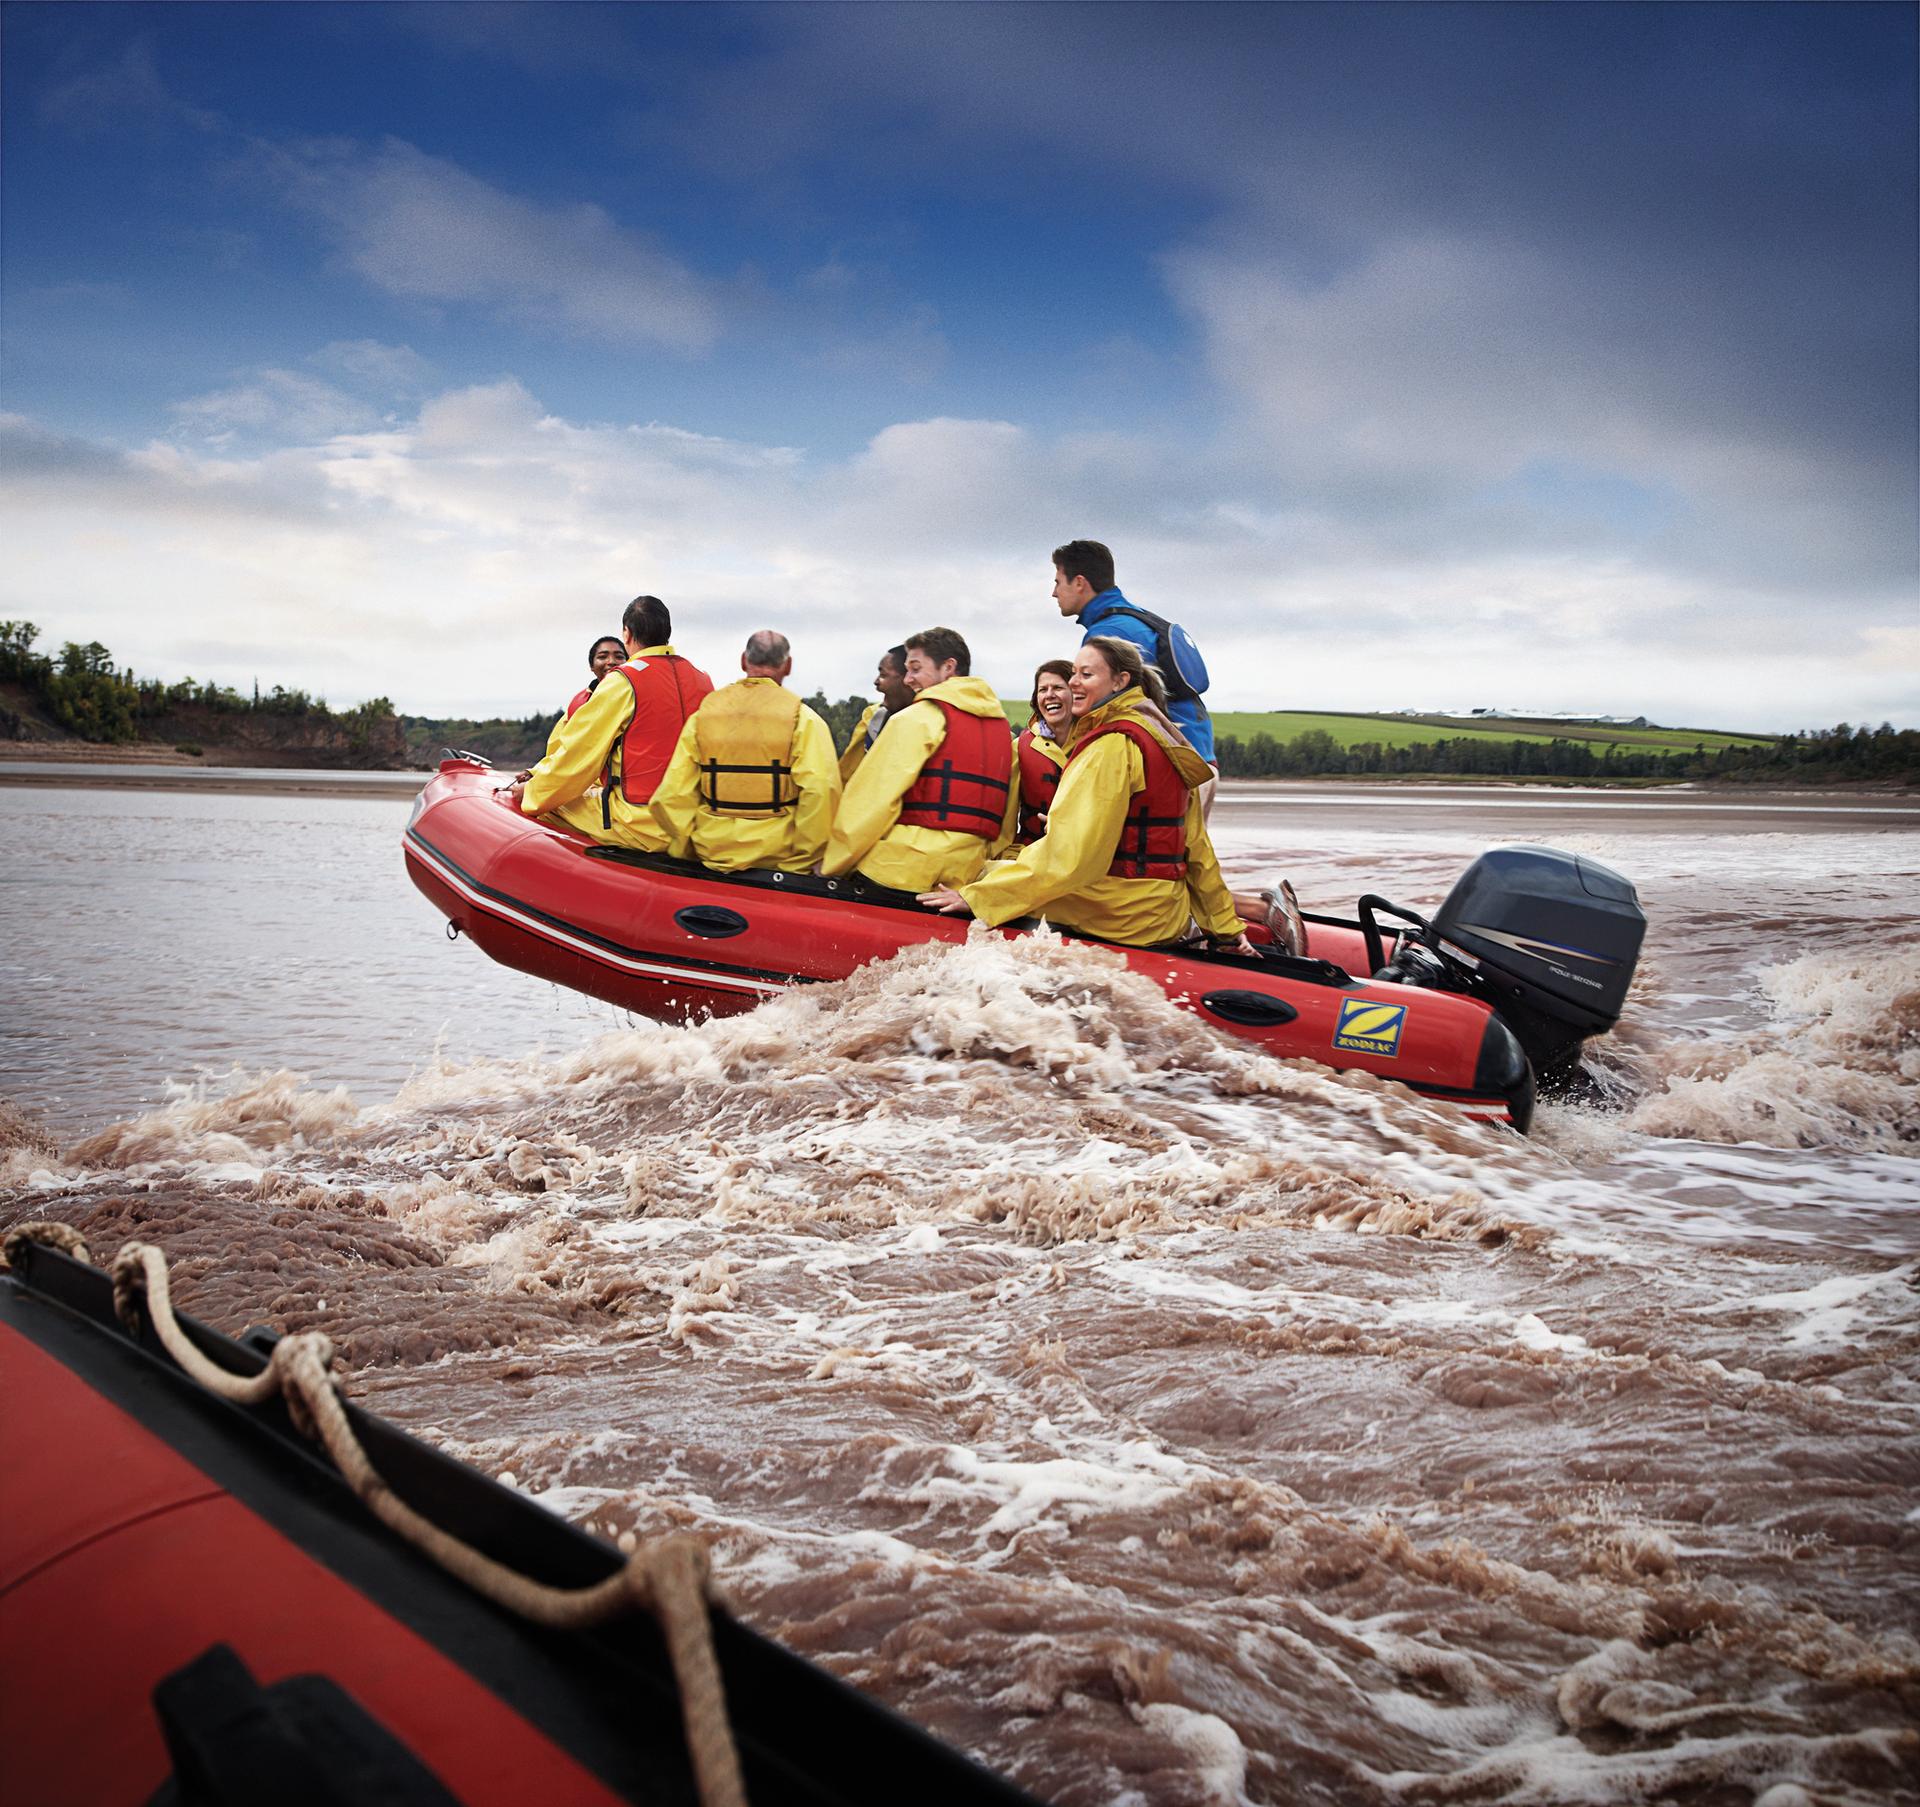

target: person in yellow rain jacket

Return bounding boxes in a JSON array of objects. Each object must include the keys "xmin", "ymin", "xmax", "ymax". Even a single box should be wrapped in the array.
[
  {"xmin": 1013, "ymin": 658, "xmax": 1073, "ymax": 843},
  {"xmin": 838, "ymin": 644, "xmax": 914, "ymax": 783},
  {"xmin": 649, "ymin": 630, "xmax": 841, "ymax": 873},
  {"xmin": 513, "ymin": 634, "xmax": 626, "ymax": 784},
  {"xmin": 820, "ymin": 626, "xmax": 1018, "ymax": 893},
  {"xmin": 919, "ymin": 636, "xmax": 1250, "ymax": 951},
  {"xmin": 506, "ymin": 595, "xmax": 713, "ymax": 850}
]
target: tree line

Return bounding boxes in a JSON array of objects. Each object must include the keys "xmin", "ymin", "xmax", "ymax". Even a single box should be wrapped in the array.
[
  {"xmin": 5, "ymin": 621, "xmax": 1911, "ymax": 781},
  {"xmin": 805, "ymin": 695, "xmax": 1920, "ymax": 784},
  {"xmin": 1, "ymin": 621, "xmax": 397, "ymax": 751},
  {"xmin": 1210, "ymin": 721, "xmax": 1920, "ymax": 782}
]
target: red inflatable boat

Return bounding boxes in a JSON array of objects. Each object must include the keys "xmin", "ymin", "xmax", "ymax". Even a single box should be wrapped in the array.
[
  {"xmin": 0, "ymin": 1234, "xmax": 1037, "ymax": 1805},
  {"xmin": 403, "ymin": 758, "xmax": 1648, "ymax": 1132}
]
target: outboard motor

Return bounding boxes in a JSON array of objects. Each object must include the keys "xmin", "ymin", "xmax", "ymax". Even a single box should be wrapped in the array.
[{"xmin": 1368, "ymin": 845, "xmax": 1645, "ymax": 1085}]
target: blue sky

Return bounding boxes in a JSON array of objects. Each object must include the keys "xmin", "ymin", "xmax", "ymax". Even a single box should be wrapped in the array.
[{"xmin": 2, "ymin": 2, "xmax": 1914, "ymax": 729}]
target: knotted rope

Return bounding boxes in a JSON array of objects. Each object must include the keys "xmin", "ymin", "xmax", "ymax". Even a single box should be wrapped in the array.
[
  {"xmin": 13, "ymin": 1228, "xmax": 745, "ymax": 1807},
  {"xmin": 2, "ymin": 1219, "xmax": 90, "ymax": 1269}
]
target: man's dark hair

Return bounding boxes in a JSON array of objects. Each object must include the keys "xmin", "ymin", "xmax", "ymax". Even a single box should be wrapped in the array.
[
  {"xmin": 1052, "ymin": 539, "xmax": 1115, "ymax": 595},
  {"xmin": 623, "ymin": 594, "xmax": 672, "ymax": 646},
  {"xmin": 905, "ymin": 626, "xmax": 970, "ymax": 676},
  {"xmin": 880, "ymin": 644, "xmax": 908, "ymax": 675}
]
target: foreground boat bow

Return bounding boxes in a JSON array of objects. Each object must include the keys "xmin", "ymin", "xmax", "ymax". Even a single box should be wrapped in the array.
[{"xmin": 0, "ymin": 1238, "xmax": 1038, "ymax": 1805}]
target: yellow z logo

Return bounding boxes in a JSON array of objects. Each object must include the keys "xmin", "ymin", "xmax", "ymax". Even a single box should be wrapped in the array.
[{"xmin": 1333, "ymin": 999, "xmax": 1408, "ymax": 1057}]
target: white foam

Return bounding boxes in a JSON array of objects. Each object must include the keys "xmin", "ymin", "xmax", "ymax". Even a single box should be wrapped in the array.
[
  {"xmin": 1129, "ymin": 1702, "xmax": 1249, "ymax": 1802},
  {"xmin": 917, "ymin": 1439, "xmax": 1207, "ymax": 1549},
  {"xmin": 1730, "ymin": 1267, "xmax": 1919, "ymax": 1351}
]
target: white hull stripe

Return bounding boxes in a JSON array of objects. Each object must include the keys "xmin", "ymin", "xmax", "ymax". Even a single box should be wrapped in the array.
[{"xmin": 406, "ymin": 836, "xmax": 788, "ymax": 998}]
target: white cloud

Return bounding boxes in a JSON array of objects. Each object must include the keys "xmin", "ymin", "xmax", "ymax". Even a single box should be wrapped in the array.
[
  {"xmin": 40, "ymin": 38, "xmax": 221, "ymax": 139},
  {"xmin": 260, "ymin": 139, "xmax": 721, "ymax": 352},
  {"xmin": 2, "ymin": 390, "xmax": 1913, "ymax": 731},
  {"xmin": 312, "ymin": 339, "xmax": 433, "ymax": 394},
  {"xmin": 1163, "ymin": 233, "xmax": 1916, "ymax": 604},
  {"xmin": 172, "ymin": 370, "xmax": 372, "ymax": 443},
  {"xmin": 170, "ymin": 343, "xmax": 435, "ymax": 445}
]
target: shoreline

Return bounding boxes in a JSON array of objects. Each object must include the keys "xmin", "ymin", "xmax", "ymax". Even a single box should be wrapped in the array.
[
  {"xmin": 0, "ymin": 761, "xmax": 427, "ymax": 798},
  {"xmin": 4, "ymin": 759, "xmax": 1918, "ymax": 818},
  {"xmin": 3, "ymin": 737, "xmax": 1914, "ymax": 798}
]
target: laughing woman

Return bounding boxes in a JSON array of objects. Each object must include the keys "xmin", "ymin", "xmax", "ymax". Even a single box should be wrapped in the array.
[
  {"xmin": 1013, "ymin": 658, "xmax": 1074, "ymax": 844},
  {"xmin": 919, "ymin": 637, "xmax": 1250, "ymax": 951}
]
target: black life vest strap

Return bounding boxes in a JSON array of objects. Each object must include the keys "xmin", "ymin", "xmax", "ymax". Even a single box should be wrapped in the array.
[
  {"xmin": 1113, "ymin": 808, "xmax": 1189, "ymax": 876},
  {"xmin": 699, "ymin": 757, "xmax": 797, "ymax": 813},
  {"xmin": 897, "ymin": 757, "xmax": 1011, "ymax": 827},
  {"xmin": 898, "ymin": 800, "xmax": 1007, "ymax": 826}
]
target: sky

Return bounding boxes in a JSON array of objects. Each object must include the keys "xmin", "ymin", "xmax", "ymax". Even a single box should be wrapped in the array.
[{"xmin": 1, "ymin": 3, "xmax": 1914, "ymax": 731}]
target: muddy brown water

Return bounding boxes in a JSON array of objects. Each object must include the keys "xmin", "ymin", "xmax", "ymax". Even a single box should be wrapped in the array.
[{"xmin": 3, "ymin": 778, "xmax": 1916, "ymax": 1804}]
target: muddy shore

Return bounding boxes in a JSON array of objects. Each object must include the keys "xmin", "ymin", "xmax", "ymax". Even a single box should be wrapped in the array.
[{"xmin": 4, "ymin": 758, "xmax": 1915, "ymax": 838}]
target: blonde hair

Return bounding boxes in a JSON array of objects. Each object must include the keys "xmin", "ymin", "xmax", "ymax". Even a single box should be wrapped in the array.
[{"xmin": 1082, "ymin": 635, "xmax": 1169, "ymax": 709}]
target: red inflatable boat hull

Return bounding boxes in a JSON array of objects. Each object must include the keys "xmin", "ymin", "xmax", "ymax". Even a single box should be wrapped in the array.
[
  {"xmin": 403, "ymin": 762, "xmax": 1531, "ymax": 1127},
  {"xmin": 0, "ymin": 1326, "xmax": 622, "ymax": 1806}
]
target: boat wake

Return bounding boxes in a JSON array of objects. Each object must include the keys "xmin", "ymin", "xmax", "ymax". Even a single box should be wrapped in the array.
[{"xmin": 5, "ymin": 931, "xmax": 1916, "ymax": 1804}]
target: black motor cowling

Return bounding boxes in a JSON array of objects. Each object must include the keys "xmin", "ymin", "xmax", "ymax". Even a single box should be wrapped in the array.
[{"xmin": 1426, "ymin": 845, "xmax": 1645, "ymax": 1080}]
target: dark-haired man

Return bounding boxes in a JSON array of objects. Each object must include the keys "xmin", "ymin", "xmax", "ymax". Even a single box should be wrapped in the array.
[
  {"xmin": 821, "ymin": 626, "xmax": 1016, "ymax": 892},
  {"xmin": 650, "ymin": 630, "xmax": 840, "ymax": 872},
  {"xmin": 1052, "ymin": 539, "xmax": 1214, "ymax": 767},
  {"xmin": 507, "ymin": 594, "xmax": 713, "ymax": 849},
  {"xmin": 839, "ymin": 644, "xmax": 914, "ymax": 782}
]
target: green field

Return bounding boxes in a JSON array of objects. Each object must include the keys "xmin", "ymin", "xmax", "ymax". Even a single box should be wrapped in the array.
[
  {"xmin": 1208, "ymin": 711, "xmax": 1773, "ymax": 752},
  {"xmin": 1003, "ymin": 704, "xmax": 1771, "ymax": 753}
]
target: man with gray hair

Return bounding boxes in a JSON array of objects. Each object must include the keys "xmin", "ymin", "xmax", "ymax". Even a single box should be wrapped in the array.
[{"xmin": 649, "ymin": 628, "xmax": 841, "ymax": 873}]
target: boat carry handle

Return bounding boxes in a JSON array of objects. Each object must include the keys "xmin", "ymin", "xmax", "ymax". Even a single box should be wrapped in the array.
[
  {"xmin": 1200, "ymin": 990, "xmax": 1300, "ymax": 1028},
  {"xmin": 674, "ymin": 905, "xmax": 751, "ymax": 939},
  {"xmin": 1356, "ymin": 895, "xmax": 1429, "ymax": 978}
]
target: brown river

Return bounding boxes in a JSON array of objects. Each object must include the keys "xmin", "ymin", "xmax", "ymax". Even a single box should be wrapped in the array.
[{"xmin": 3, "ymin": 775, "xmax": 1916, "ymax": 1804}]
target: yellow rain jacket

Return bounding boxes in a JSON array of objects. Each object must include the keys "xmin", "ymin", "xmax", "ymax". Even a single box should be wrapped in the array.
[
  {"xmin": 821, "ymin": 676, "xmax": 1017, "ymax": 892},
  {"xmin": 959, "ymin": 689, "xmax": 1241, "ymax": 946},
  {"xmin": 650, "ymin": 678, "xmax": 841, "ymax": 873},
  {"xmin": 521, "ymin": 642, "xmax": 683, "ymax": 851},
  {"xmin": 838, "ymin": 700, "xmax": 889, "ymax": 782},
  {"xmin": 536, "ymin": 687, "xmax": 591, "ymax": 763}
]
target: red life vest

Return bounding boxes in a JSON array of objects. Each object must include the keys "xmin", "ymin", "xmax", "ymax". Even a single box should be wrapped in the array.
[
  {"xmin": 600, "ymin": 654, "xmax": 714, "ymax": 825},
  {"xmin": 1015, "ymin": 726, "xmax": 1062, "ymax": 842},
  {"xmin": 897, "ymin": 701, "xmax": 1013, "ymax": 840},
  {"xmin": 1066, "ymin": 716, "xmax": 1191, "ymax": 880},
  {"xmin": 565, "ymin": 684, "xmax": 594, "ymax": 719}
]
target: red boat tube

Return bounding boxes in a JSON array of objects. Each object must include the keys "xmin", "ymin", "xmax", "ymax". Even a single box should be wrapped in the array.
[{"xmin": 404, "ymin": 761, "xmax": 1533, "ymax": 1128}]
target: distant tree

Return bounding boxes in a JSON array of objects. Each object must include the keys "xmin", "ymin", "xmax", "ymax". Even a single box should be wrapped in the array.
[
  {"xmin": 45, "ymin": 640, "xmax": 139, "ymax": 741},
  {"xmin": 0, "ymin": 620, "xmax": 49, "ymax": 682},
  {"xmin": 804, "ymin": 692, "xmax": 873, "ymax": 753}
]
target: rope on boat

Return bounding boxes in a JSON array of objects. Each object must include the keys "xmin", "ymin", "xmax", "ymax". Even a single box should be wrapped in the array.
[
  {"xmin": 2, "ymin": 1220, "xmax": 90, "ymax": 1268},
  {"xmin": 9, "ymin": 1226, "xmax": 747, "ymax": 1807}
]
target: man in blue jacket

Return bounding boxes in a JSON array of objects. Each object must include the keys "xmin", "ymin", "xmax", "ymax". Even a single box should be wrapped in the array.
[{"xmin": 1050, "ymin": 538, "xmax": 1216, "ymax": 783}]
